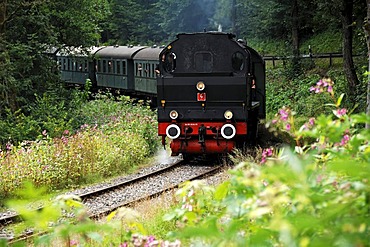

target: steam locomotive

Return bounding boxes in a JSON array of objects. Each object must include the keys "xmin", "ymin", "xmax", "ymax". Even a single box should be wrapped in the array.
[
  {"xmin": 57, "ymin": 32, "xmax": 266, "ymax": 156},
  {"xmin": 156, "ymin": 32, "xmax": 265, "ymax": 156}
]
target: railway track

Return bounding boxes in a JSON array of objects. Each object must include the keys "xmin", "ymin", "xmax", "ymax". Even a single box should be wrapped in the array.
[{"xmin": 0, "ymin": 155, "xmax": 224, "ymax": 244}]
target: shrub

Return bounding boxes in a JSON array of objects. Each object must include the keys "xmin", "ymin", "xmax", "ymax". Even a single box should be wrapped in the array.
[
  {"xmin": 161, "ymin": 79, "xmax": 370, "ymax": 246},
  {"xmin": 0, "ymin": 97, "xmax": 159, "ymax": 199}
]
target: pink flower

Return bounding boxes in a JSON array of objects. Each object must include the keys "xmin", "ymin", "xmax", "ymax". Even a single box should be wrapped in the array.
[
  {"xmin": 42, "ymin": 130, "xmax": 47, "ymax": 136},
  {"xmin": 70, "ymin": 240, "xmax": 79, "ymax": 246},
  {"xmin": 334, "ymin": 108, "xmax": 347, "ymax": 118},
  {"xmin": 286, "ymin": 123, "xmax": 291, "ymax": 131},
  {"xmin": 279, "ymin": 109, "xmax": 289, "ymax": 121},
  {"xmin": 261, "ymin": 148, "xmax": 273, "ymax": 164},
  {"xmin": 340, "ymin": 134, "xmax": 350, "ymax": 146},
  {"xmin": 310, "ymin": 78, "xmax": 335, "ymax": 95},
  {"xmin": 309, "ymin": 118, "xmax": 315, "ymax": 126}
]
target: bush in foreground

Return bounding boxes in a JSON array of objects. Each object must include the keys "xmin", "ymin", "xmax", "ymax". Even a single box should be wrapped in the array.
[
  {"xmin": 2, "ymin": 79, "xmax": 369, "ymax": 246},
  {"xmin": 0, "ymin": 96, "xmax": 158, "ymax": 199}
]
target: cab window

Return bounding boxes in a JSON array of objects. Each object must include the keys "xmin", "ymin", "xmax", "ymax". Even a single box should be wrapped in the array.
[
  {"xmin": 232, "ymin": 52, "xmax": 244, "ymax": 71},
  {"xmin": 163, "ymin": 52, "xmax": 176, "ymax": 73}
]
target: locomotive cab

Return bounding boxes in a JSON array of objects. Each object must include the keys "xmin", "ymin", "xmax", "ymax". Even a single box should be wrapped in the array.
[{"xmin": 157, "ymin": 32, "xmax": 265, "ymax": 156}]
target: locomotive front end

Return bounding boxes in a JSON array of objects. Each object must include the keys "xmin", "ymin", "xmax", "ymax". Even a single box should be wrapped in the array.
[{"xmin": 157, "ymin": 32, "xmax": 265, "ymax": 156}]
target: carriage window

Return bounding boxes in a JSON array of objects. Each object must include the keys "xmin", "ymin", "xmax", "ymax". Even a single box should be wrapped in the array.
[
  {"xmin": 136, "ymin": 63, "xmax": 143, "ymax": 76},
  {"xmin": 117, "ymin": 60, "xmax": 121, "ymax": 74},
  {"xmin": 108, "ymin": 60, "xmax": 113, "ymax": 73},
  {"xmin": 232, "ymin": 52, "xmax": 244, "ymax": 71},
  {"xmin": 103, "ymin": 60, "xmax": 107, "ymax": 73},
  {"xmin": 151, "ymin": 64, "xmax": 155, "ymax": 78},
  {"xmin": 84, "ymin": 60, "xmax": 88, "ymax": 72},
  {"xmin": 145, "ymin": 63, "xmax": 150, "ymax": 77},
  {"xmin": 97, "ymin": 60, "xmax": 101, "ymax": 72},
  {"xmin": 195, "ymin": 52, "xmax": 212, "ymax": 72},
  {"xmin": 122, "ymin": 61, "xmax": 126, "ymax": 75},
  {"xmin": 78, "ymin": 61, "xmax": 83, "ymax": 71},
  {"xmin": 163, "ymin": 52, "xmax": 176, "ymax": 73}
]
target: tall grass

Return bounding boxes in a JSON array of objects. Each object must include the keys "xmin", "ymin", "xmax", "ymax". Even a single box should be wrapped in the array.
[{"xmin": 0, "ymin": 95, "xmax": 159, "ymax": 200}]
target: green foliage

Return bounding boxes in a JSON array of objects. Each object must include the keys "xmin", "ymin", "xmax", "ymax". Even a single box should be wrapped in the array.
[
  {"xmin": 2, "ymin": 77, "xmax": 370, "ymax": 247},
  {"xmin": 0, "ymin": 86, "xmax": 87, "ymax": 146},
  {"xmin": 265, "ymin": 68, "xmax": 368, "ymax": 119},
  {"xmin": 0, "ymin": 96, "xmax": 159, "ymax": 199},
  {"xmin": 300, "ymin": 30, "xmax": 342, "ymax": 54},
  {"xmin": 5, "ymin": 184, "xmax": 114, "ymax": 247},
  {"xmin": 4, "ymin": 185, "xmax": 180, "ymax": 246},
  {"xmin": 0, "ymin": 0, "xmax": 110, "ymax": 127},
  {"xmin": 247, "ymin": 38, "xmax": 288, "ymax": 56},
  {"xmin": 161, "ymin": 80, "xmax": 370, "ymax": 246}
]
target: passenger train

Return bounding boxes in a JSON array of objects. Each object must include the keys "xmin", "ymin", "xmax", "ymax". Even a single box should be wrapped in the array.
[{"xmin": 57, "ymin": 32, "xmax": 266, "ymax": 156}]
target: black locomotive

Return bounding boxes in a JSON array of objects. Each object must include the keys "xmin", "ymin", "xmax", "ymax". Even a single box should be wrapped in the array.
[
  {"xmin": 57, "ymin": 32, "xmax": 266, "ymax": 156},
  {"xmin": 156, "ymin": 32, "xmax": 265, "ymax": 155}
]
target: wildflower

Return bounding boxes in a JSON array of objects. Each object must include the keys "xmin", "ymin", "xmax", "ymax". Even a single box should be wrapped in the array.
[
  {"xmin": 80, "ymin": 124, "xmax": 89, "ymax": 129},
  {"xmin": 144, "ymin": 236, "xmax": 159, "ymax": 247},
  {"xmin": 309, "ymin": 117, "xmax": 315, "ymax": 126},
  {"xmin": 70, "ymin": 239, "xmax": 79, "ymax": 246},
  {"xmin": 61, "ymin": 136, "xmax": 68, "ymax": 145},
  {"xmin": 279, "ymin": 109, "xmax": 289, "ymax": 121},
  {"xmin": 340, "ymin": 134, "xmax": 350, "ymax": 146},
  {"xmin": 42, "ymin": 130, "xmax": 47, "ymax": 136},
  {"xmin": 334, "ymin": 108, "xmax": 347, "ymax": 118},
  {"xmin": 261, "ymin": 147, "xmax": 273, "ymax": 164},
  {"xmin": 300, "ymin": 117, "xmax": 316, "ymax": 131},
  {"xmin": 63, "ymin": 129, "xmax": 70, "ymax": 135},
  {"xmin": 310, "ymin": 78, "xmax": 335, "ymax": 96},
  {"xmin": 286, "ymin": 123, "xmax": 291, "ymax": 131},
  {"xmin": 6, "ymin": 142, "xmax": 12, "ymax": 151}
]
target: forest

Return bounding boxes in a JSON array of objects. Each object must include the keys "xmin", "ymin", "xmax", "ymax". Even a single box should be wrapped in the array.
[{"xmin": 0, "ymin": 0, "xmax": 369, "ymax": 142}]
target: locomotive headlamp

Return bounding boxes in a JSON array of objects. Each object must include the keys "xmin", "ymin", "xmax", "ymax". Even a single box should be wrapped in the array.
[
  {"xmin": 221, "ymin": 124, "xmax": 236, "ymax": 139},
  {"xmin": 169, "ymin": 110, "xmax": 179, "ymax": 120},
  {"xmin": 224, "ymin": 110, "xmax": 233, "ymax": 120},
  {"xmin": 166, "ymin": 124, "xmax": 181, "ymax": 139},
  {"xmin": 196, "ymin": 81, "xmax": 205, "ymax": 91}
]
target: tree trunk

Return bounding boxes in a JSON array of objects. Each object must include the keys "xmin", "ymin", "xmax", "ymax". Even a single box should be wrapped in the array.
[
  {"xmin": 365, "ymin": 0, "xmax": 370, "ymax": 129},
  {"xmin": 290, "ymin": 0, "xmax": 301, "ymax": 76},
  {"xmin": 341, "ymin": 0, "xmax": 359, "ymax": 96},
  {"xmin": 291, "ymin": 0, "xmax": 299, "ymax": 57},
  {"xmin": 0, "ymin": 0, "xmax": 6, "ymax": 37}
]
